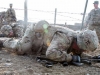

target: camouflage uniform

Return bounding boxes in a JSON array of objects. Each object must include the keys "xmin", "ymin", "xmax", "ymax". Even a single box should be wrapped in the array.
[
  {"xmin": 6, "ymin": 8, "xmax": 16, "ymax": 25},
  {"xmin": 0, "ymin": 25, "xmax": 12, "ymax": 36},
  {"xmin": 3, "ymin": 20, "xmax": 99, "ymax": 62},
  {"xmin": 0, "ymin": 24, "xmax": 24, "ymax": 38},
  {"xmin": 86, "ymin": 8, "xmax": 100, "ymax": 42},
  {"xmin": 11, "ymin": 24, "xmax": 24, "ymax": 38},
  {"xmin": 0, "ymin": 11, "xmax": 6, "ymax": 28}
]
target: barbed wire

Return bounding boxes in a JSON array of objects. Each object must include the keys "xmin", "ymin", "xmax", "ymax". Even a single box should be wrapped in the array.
[
  {"xmin": 0, "ymin": 7, "xmax": 83, "ymax": 21},
  {"xmin": 57, "ymin": 14, "xmax": 82, "ymax": 21},
  {"xmin": 0, "ymin": 7, "xmax": 84, "ymax": 21},
  {"xmin": 16, "ymin": 11, "xmax": 82, "ymax": 21},
  {"xmin": 0, "ymin": 7, "xmax": 86, "ymax": 15},
  {"xmin": 17, "ymin": 15, "xmax": 82, "ymax": 22}
]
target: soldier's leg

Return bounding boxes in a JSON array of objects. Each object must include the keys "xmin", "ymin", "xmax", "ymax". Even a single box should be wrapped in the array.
[
  {"xmin": 94, "ymin": 26, "xmax": 100, "ymax": 43},
  {"xmin": 12, "ymin": 25, "xmax": 24, "ymax": 38},
  {"xmin": 3, "ymin": 26, "xmax": 34, "ymax": 55},
  {"xmin": 46, "ymin": 46, "xmax": 72, "ymax": 62},
  {"xmin": 45, "ymin": 32, "xmax": 73, "ymax": 62},
  {"xmin": 3, "ymin": 37, "xmax": 32, "ymax": 55},
  {"xmin": 88, "ymin": 25, "xmax": 94, "ymax": 30},
  {"xmin": 88, "ymin": 25, "xmax": 100, "ymax": 43}
]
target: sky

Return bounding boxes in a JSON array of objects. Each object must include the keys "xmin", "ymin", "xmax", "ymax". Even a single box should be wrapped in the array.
[{"xmin": 0, "ymin": 0, "xmax": 99, "ymax": 25}]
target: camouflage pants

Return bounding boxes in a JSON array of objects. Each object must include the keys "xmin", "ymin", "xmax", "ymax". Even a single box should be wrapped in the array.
[
  {"xmin": 12, "ymin": 25, "xmax": 24, "ymax": 38},
  {"xmin": 88, "ymin": 25, "xmax": 100, "ymax": 42}
]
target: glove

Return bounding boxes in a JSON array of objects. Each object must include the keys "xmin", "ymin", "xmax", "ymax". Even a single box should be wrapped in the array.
[
  {"xmin": 92, "ymin": 55, "xmax": 100, "ymax": 59},
  {"xmin": 72, "ymin": 55, "xmax": 81, "ymax": 62},
  {"xmin": 71, "ymin": 55, "xmax": 84, "ymax": 66}
]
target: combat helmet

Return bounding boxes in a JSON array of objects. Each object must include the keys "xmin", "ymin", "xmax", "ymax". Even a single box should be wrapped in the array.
[{"xmin": 77, "ymin": 29, "xmax": 99, "ymax": 51}]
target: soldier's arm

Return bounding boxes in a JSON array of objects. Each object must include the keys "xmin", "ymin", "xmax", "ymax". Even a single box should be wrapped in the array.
[
  {"xmin": 12, "ymin": 9, "xmax": 17, "ymax": 21},
  {"xmin": 12, "ymin": 25, "xmax": 24, "ymax": 37},
  {"xmin": 3, "ymin": 25, "xmax": 34, "ymax": 55},
  {"xmin": 5, "ymin": 9, "xmax": 10, "ymax": 19},
  {"xmin": 12, "ymin": 9, "xmax": 16, "ymax": 17},
  {"xmin": 85, "ymin": 10, "xmax": 92, "ymax": 27},
  {"xmin": 6, "ymin": 9, "xmax": 9, "ymax": 16}
]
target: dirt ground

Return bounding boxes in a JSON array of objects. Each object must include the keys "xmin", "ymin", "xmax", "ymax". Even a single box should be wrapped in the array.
[{"xmin": 0, "ymin": 47, "xmax": 100, "ymax": 75}]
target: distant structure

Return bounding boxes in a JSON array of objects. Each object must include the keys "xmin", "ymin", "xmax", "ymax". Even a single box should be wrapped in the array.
[
  {"xmin": 17, "ymin": 21, "xmax": 84, "ymax": 31},
  {"xmin": 50, "ymin": 23, "xmax": 85, "ymax": 31},
  {"xmin": 67, "ymin": 23, "xmax": 86, "ymax": 30}
]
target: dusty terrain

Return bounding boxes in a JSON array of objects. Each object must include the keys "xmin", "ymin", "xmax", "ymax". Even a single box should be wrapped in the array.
[{"xmin": 0, "ymin": 47, "xmax": 100, "ymax": 75}]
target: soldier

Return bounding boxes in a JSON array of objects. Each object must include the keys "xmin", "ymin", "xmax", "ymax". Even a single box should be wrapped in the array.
[
  {"xmin": 0, "ymin": 24, "xmax": 24, "ymax": 38},
  {"xmin": 5, "ymin": 4, "xmax": 16, "ymax": 25},
  {"xmin": 1, "ymin": 20, "xmax": 99, "ymax": 65},
  {"xmin": 85, "ymin": 1, "xmax": 100, "ymax": 42}
]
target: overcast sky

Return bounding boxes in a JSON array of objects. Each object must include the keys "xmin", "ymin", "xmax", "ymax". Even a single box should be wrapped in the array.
[{"xmin": 0, "ymin": 0, "xmax": 99, "ymax": 25}]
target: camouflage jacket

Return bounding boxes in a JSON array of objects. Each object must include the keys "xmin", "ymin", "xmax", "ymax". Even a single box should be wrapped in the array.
[
  {"xmin": 0, "ymin": 24, "xmax": 24, "ymax": 38},
  {"xmin": 6, "ymin": 8, "xmax": 16, "ymax": 18},
  {"xmin": 86, "ymin": 8, "xmax": 100, "ymax": 25}
]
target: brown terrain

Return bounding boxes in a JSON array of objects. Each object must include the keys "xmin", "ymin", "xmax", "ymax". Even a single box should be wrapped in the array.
[{"xmin": 0, "ymin": 45, "xmax": 99, "ymax": 75}]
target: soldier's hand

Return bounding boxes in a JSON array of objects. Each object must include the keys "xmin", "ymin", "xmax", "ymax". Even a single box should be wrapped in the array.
[
  {"xmin": 72, "ymin": 55, "xmax": 81, "ymax": 62},
  {"xmin": 71, "ymin": 55, "xmax": 83, "ymax": 66}
]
